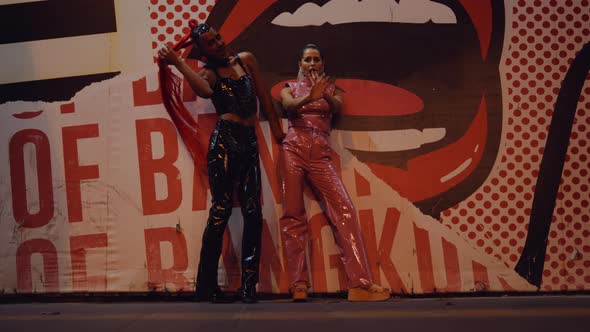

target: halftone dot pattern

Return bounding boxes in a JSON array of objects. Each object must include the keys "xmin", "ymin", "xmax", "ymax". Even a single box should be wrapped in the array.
[
  {"xmin": 148, "ymin": 0, "xmax": 216, "ymax": 50},
  {"xmin": 441, "ymin": 0, "xmax": 589, "ymax": 291}
]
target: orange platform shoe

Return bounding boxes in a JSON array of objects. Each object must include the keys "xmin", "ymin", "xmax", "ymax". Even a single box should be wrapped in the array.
[
  {"xmin": 291, "ymin": 284, "xmax": 309, "ymax": 302},
  {"xmin": 347, "ymin": 284, "xmax": 390, "ymax": 302}
]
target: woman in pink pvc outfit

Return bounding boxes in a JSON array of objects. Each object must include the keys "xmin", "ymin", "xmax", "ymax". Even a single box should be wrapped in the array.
[{"xmin": 279, "ymin": 44, "xmax": 390, "ymax": 302}]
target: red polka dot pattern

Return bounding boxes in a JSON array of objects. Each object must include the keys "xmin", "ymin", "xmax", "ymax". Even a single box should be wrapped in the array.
[
  {"xmin": 148, "ymin": 0, "xmax": 216, "ymax": 49},
  {"xmin": 442, "ymin": 0, "xmax": 590, "ymax": 291}
]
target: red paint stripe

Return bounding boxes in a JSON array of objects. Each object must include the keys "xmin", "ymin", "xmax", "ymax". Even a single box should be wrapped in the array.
[
  {"xmin": 442, "ymin": 237, "xmax": 462, "ymax": 292},
  {"xmin": 219, "ymin": 0, "xmax": 277, "ymax": 44},
  {"xmin": 12, "ymin": 110, "xmax": 43, "ymax": 119},
  {"xmin": 414, "ymin": 224, "xmax": 436, "ymax": 292},
  {"xmin": 498, "ymin": 276, "xmax": 517, "ymax": 291},
  {"xmin": 61, "ymin": 102, "xmax": 76, "ymax": 114},
  {"xmin": 354, "ymin": 170, "xmax": 371, "ymax": 197},
  {"xmin": 272, "ymin": 79, "xmax": 424, "ymax": 116},
  {"xmin": 459, "ymin": 0, "xmax": 493, "ymax": 61},
  {"xmin": 378, "ymin": 208, "xmax": 407, "ymax": 293},
  {"xmin": 472, "ymin": 261, "xmax": 490, "ymax": 291}
]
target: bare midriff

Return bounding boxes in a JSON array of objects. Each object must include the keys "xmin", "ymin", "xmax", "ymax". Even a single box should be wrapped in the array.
[{"xmin": 219, "ymin": 112, "xmax": 257, "ymax": 126}]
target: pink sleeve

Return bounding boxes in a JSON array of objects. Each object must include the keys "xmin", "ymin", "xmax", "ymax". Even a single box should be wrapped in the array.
[
  {"xmin": 326, "ymin": 83, "xmax": 336, "ymax": 96},
  {"xmin": 286, "ymin": 81, "xmax": 297, "ymax": 95}
]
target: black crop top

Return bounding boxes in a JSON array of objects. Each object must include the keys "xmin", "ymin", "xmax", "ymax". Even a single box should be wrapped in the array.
[{"xmin": 205, "ymin": 56, "xmax": 257, "ymax": 119}]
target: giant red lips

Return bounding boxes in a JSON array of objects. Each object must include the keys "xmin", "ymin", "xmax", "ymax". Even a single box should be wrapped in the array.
[{"xmin": 204, "ymin": 0, "xmax": 504, "ymax": 218}]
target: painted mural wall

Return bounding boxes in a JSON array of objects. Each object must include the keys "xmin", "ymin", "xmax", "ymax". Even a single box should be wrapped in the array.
[{"xmin": 0, "ymin": 0, "xmax": 588, "ymax": 294}]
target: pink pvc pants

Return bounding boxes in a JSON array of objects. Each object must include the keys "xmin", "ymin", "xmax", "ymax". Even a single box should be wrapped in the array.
[{"xmin": 279, "ymin": 126, "xmax": 373, "ymax": 290}]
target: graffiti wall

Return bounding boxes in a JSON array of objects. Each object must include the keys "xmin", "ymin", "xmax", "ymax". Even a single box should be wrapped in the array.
[{"xmin": 0, "ymin": 0, "xmax": 587, "ymax": 294}]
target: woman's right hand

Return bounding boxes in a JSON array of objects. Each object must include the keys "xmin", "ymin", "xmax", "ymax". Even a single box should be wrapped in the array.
[
  {"xmin": 308, "ymin": 71, "xmax": 330, "ymax": 101},
  {"xmin": 158, "ymin": 44, "xmax": 182, "ymax": 67}
]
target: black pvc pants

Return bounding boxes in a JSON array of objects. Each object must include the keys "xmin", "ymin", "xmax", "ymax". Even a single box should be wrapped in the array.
[{"xmin": 196, "ymin": 119, "xmax": 262, "ymax": 295}]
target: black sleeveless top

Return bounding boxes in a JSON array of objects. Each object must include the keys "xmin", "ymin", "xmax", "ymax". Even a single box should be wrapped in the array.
[{"xmin": 205, "ymin": 56, "xmax": 257, "ymax": 119}]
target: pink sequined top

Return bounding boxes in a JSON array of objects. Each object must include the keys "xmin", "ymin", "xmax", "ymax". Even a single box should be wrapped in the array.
[{"xmin": 286, "ymin": 77, "xmax": 336, "ymax": 135}]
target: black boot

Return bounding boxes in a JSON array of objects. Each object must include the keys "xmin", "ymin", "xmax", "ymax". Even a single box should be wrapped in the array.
[
  {"xmin": 195, "ymin": 287, "xmax": 235, "ymax": 303},
  {"xmin": 238, "ymin": 284, "xmax": 258, "ymax": 303}
]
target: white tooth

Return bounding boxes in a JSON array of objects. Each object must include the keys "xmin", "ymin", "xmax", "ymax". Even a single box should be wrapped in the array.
[
  {"xmin": 332, "ymin": 128, "xmax": 446, "ymax": 152},
  {"xmin": 271, "ymin": 0, "xmax": 456, "ymax": 27}
]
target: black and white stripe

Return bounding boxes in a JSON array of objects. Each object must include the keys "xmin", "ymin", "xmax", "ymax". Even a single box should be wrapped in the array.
[{"xmin": 0, "ymin": 0, "xmax": 120, "ymax": 103}]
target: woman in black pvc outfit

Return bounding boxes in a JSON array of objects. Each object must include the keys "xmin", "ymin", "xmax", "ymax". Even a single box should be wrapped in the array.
[{"xmin": 158, "ymin": 23, "xmax": 285, "ymax": 303}]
